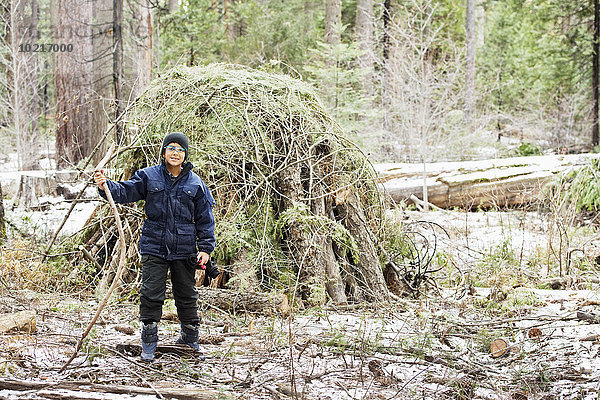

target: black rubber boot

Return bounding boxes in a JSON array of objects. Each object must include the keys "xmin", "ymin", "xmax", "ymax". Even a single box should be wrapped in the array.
[
  {"xmin": 176, "ymin": 323, "xmax": 205, "ymax": 360},
  {"xmin": 141, "ymin": 322, "xmax": 158, "ymax": 362}
]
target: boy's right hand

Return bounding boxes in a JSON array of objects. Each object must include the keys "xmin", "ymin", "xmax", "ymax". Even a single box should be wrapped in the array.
[{"xmin": 94, "ymin": 169, "xmax": 107, "ymax": 189}]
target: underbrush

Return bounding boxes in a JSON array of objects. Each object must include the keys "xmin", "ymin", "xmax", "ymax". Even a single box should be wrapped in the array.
[{"xmin": 0, "ymin": 237, "xmax": 95, "ymax": 293}]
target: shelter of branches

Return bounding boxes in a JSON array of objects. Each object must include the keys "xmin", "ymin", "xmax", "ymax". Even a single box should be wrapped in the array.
[{"xmin": 84, "ymin": 64, "xmax": 391, "ymax": 306}]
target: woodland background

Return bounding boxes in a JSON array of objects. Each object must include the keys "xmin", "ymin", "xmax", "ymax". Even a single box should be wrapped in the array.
[
  {"xmin": 2, "ymin": 0, "xmax": 600, "ymax": 170},
  {"xmin": 2, "ymin": 1, "xmax": 600, "ymax": 399}
]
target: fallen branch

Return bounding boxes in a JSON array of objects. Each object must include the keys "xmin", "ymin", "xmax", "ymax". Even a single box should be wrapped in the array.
[
  {"xmin": 579, "ymin": 334, "xmax": 600, "ymax": 342},
  {"xmin": 409, "ymin": 194, "xmax": 443, "ymax": 212},
  {"xmin": 78, "ymin": 245, "xmax": 103, "ymax": 271},
  {"xmin": 543, "ymin": 276, "xmax": 600, "ymax": 290},
  {"xmin": 0, "ymin": 378, "xmax": 220, "ymax": 400}
]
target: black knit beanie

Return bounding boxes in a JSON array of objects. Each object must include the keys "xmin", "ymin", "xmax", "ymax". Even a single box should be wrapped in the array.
[{"xmin": 162, "ymin": 132, "xmax": 189, "ymax": 161}]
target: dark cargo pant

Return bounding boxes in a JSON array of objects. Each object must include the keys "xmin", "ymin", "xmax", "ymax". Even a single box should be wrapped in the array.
[{"xmin": 140, "ymin": 254, "xmax": 199, "ymax": 325}]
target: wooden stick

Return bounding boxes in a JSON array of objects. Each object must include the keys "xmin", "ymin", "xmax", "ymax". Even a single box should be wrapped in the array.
[
  {"xmin": 59, "ymin": 143, "xmax": 128, "ymax": 373},
  {"xmin": 78, "ymin": 245, "xmax": 103, "ymax": 271}
]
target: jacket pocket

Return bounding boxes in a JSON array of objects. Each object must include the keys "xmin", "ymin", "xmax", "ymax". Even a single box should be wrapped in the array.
[
  {"xmin": 178, "ymin": 185, "xmax": 198, "ymax": 222},
  {"xmin": 145, "ymin": 185, "xmax": 165, "ymax": 220},
  {"xmin": 176, "ymin": 223, "xmax": 196, "ymax": 254}
]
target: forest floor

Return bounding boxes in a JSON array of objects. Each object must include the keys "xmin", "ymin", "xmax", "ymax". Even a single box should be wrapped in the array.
[{"xmin": 1, "ymin": 206, "xmax": 600, "ymax": 399}]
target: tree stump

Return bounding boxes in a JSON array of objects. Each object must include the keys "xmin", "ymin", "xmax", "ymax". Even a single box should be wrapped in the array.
[
  {"xmin": 13, "ymin": 173, "xmax": 56, "ymax": 209},
  {"xmin": 490, "ymin": 337, "xmax": 510, "ymax": 358}
]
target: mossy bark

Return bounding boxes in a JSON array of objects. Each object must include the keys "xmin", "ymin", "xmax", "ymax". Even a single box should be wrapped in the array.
[
  {"xmin": 336, "ymin": 191, "xmax": 390, "ymax": 303},
  {"xmin": 277, "ymin": 162, "xmax": 328, "ymax": 306}
]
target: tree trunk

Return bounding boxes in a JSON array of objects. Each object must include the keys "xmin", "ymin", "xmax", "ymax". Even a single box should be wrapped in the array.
[
  {"xmin": 14, "ymin": 173, "xmax": 55, "ymax": 208},
  {"xmin": 311, "ymin": 193, "xmax": 347, "ymax": 304},
  {"xmin": 355, "ymin": 0, "xmax": 374, "ymax": 95},
  {"xmin": 11, "ymin": 0, "xmax": 41, "ymax": 170},
  {"xmin": 593, "ymin": 0, "xmax": 599, "ymax": 146},
  {"xmin": 90, "ymin": 0, "xmax": 113, "ymax": 164},
  {"xmin": 335, "ymin": 192, "xmax": 389, "ymax": 303},
  {"xmin": 464, "ymin": 0, "xmax": 476, "ymax": 128},
  {"xmin": 133, "ymin": 0, "xmax": 153, "ymax": 99},
  {"xmin": 325, "ymin": 0, "xmax": 341, "ymax": 45},
  {"xmin": 224, "ymin": 0, "xmax": 235, "ymax": 40},
  {"xmin": 168, "ymin": 0, "xmax": 178, "ymax": 13},
  {"xmin": 310, "ymin": 142, "xmax": 347, "ymax": 304},
  {"xmin": 277, "ymin": 162, "xmax": 328, "ymax": 306},
  {"xmin": 382, "ymin": 0, "xmax": 392, "ymax": 131},
  {"xmin": 52, "ymin": 0, "xmax": 93, "ymax": 169},
  {"xmin": 113, "ymin": 0, "xmax": 124, "ymax": 144}
]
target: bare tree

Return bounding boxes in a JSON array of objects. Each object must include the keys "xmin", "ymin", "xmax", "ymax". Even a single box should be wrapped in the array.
[
  {"xmin": 384, "ymin": 0, "xmax": 463, "ymax": 177},
  {"xmin": 9, "ymin": 0, "xmax": 41, "ymax": 170},
  {"xmin": 52, "ymin": 0, "xmax": 93, "ymax": 169},
  {"xmin": 464, "ymin": 0, "xmax": 476, "ymax": 128},
  {"xmin": 381, "ymin": 0, "xmax": 392, "ymax": 131}
]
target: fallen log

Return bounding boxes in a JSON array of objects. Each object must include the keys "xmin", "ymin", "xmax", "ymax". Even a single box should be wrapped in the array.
[
  {"xmin": 116, "ymin": 342, "xmax": 212, "ymax": 357},
  {"xmin": 377, "ymin": 154, "xmax": 600, "ymax": 209},
  {"xmin": 0, "ymin": 310, "xmax": 36, "ymax": 333},
  {"xmin": 197, "ymin": 287, "xmax": 290, "ymax": 316},
  {"xmin": 0, "ymin": 378, "xmax": 222, "ymax": 400},
  {"xmin": 117, "ymin": 335, "xmax": 225, "ymax": 356}
]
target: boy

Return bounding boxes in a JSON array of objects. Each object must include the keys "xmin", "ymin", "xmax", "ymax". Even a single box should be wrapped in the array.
[{"xmin": 94, "ymin": 132, "xmax": 216, "ymax": 361}]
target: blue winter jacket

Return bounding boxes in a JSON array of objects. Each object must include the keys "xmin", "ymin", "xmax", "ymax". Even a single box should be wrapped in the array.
[{"xmin": 99, "ymin": 161, "xmax": 215, "ymax": 260}]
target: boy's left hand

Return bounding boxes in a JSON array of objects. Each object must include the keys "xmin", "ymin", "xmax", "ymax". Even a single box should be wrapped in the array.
[{"xmin": 197, "ymin": 252, "xmax": 210, "ymax": 266}]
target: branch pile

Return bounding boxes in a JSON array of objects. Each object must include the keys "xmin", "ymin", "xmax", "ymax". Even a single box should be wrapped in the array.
[{"xmin": 81, "ymin": 64, "xmax": 391, "ymax": 306}]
